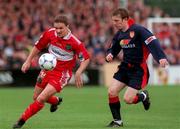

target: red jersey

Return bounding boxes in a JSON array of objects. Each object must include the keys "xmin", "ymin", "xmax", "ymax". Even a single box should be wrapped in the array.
[{"xmin": 35, "ymin": 28, "xmax": 89, "ymax": 71}]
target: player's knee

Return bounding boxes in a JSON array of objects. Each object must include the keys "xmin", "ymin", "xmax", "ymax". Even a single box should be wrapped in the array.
[
  {"xmin": 123, "ymin": 96, "xmax": 133, "ymax": 104},
  {"xmin": 108, "ymin": 87, "xmax": 118, "ymax": 97},
  {"xmin": 36, "ymin": 96, "xmax": 46, "ymax": 103}
]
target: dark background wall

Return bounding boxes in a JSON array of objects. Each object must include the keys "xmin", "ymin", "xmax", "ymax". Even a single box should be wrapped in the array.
[{"xmin": 0, "ymin": 69, "xmax": 100, "ymax": 87}]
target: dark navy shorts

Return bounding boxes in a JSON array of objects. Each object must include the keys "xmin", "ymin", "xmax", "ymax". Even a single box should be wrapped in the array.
[{"xmin": 113, "ymin": 62, "xmax": 149, "ymax": 90}]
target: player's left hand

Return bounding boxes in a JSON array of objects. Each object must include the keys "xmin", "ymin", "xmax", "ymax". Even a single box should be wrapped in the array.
[
  {"xmin": 159, "ymin": 59, "xmax": 169, "ymax": 68},
  {"xmin": 75, "ymin": 71, "xmax": 83, "ymax": 88}
]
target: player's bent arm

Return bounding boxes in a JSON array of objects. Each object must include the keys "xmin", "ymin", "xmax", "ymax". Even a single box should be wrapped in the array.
[
  {"xmin": 106, "ymin": 34, "xmax": 121, "ymax": 62},
  {"xmin": 21, "ymin": 46, "xmax": 40, "ymax": 73},
  {"xmin": 26, "ymin": 46, "xmax": 40, "ymax": 62},
  {"xmin": 140, "ymin": 26, "xmax": 168, "ymax": 66},
  {"xmin": 108, "ymin": 40, "xmax": 121, "ymax": 58},
  {"xmin": 76, "ymin": 58, "xmax": 90, "ymax": 74},
  {"xmin": 75, "ymin": 59, "xmax": 90, "ymax": 88},
  {"xmin": 146, "ymin": 39, "xmax": 169, "ymax": 68}
]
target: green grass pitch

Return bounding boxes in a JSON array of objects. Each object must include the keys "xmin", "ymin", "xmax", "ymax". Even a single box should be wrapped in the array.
[{"xmin": 0, "ymin": 85, "xmax": 180, "ymax": 129}]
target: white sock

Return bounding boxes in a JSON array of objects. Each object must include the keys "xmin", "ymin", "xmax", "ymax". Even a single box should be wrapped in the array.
[{"xmin": 114, "ymin": 120, "xmax": 123, "ymax": 125}]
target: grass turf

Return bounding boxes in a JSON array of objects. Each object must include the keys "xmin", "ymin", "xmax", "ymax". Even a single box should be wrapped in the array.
[{"xmin": 0, "ymin": 85, "xmax": 180, "ymax": 129}]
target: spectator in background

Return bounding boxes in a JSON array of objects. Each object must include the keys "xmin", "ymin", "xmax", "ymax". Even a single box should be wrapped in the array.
[
  {"xmin": 0, "ymin": 0, "xmax": 117, "ymax": 69},
  {"xmin": 0, "ymin": 0, "xmax": 179, "ymax": 69}
]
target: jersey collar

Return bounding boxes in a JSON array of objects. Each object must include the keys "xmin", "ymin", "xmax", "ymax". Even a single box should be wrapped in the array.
[
  {"xmin": 122, "ymin": 18, "xmax": 135, "ymax": 32},
  {"xmin": 63, "ymin": 29, "xmax": 71, "ymax": 40},
  {"xmin": 128, "ymin": 18, "xmax": 135, "ymax": 28}
]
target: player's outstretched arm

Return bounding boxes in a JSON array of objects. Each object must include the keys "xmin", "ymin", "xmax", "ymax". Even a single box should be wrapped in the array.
[
  {"xmin": 75, "ymin": 58, "xmax": 90, "ymax": 88},
  {"xmin": 21, "ymin": 46, "xmax": 40, "ymax": 73}
]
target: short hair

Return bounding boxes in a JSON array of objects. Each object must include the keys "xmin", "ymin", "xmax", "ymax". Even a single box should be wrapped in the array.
[
  {"xmin": 112, "ymin": 8, "xmax": 129, "ymax": 19},
  {"xmin": 54, "ymin": 15, "xmax": 69, "ymax": 26}
]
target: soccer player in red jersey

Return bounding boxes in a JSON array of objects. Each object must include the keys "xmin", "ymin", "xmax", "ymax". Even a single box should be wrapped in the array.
[
  {"xmin": 106, "ymin": 8, "xmax": 169, "ymax": 127},
  {"xmin": 13, "ymin": 15, "xmax": 90, "ymax": 128}
]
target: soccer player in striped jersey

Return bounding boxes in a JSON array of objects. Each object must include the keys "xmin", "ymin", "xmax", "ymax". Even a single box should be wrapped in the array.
[{"xmin": 13, "ymin": 15, "xmax": 90, "ymax": 128}]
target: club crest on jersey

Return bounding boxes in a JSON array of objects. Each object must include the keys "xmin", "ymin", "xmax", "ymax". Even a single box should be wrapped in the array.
[
  {"xmin": 65, "ymin": 44, "xmax": 72, "ymax": 50},
  {"xmin": 120, "ymin": 39, "xmax": 130, "ymax": 45},
  {"xmin": 129, "ymin": 31, "xmax": 135, "ymax": 38}
]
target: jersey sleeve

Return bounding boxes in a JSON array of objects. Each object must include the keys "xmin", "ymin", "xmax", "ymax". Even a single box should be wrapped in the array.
[
  {"xmin": 107, "ymin": 33, "xmax": 122, "ymax": 57},
  {"xmin": 74, "ymin": 42, "xmax": 90, "ymax": 62},
  {"xmin": 139, "ymin": 26, "xmax": 167, "ymax": 63},
  {"xmin": 35, "ymin": 30, "xmax": 50, "ymax": 51}
]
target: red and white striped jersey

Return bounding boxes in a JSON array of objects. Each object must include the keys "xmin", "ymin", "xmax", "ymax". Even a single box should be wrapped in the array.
[{"xmin": 35, "ymin": 28, "xmax": 89, "ymax": 71}]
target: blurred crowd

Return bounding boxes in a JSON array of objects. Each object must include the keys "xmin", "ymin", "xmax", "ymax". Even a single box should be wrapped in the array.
[
  {"xmin": 0, "ymin": 0, "xmax": 179, "ymax": 70},
  {"xmin": 153, "ymin": 23, "xmax": 180, "ymax": 65}
]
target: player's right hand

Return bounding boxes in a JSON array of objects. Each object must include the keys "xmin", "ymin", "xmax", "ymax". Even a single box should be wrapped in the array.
[
  {"xmin": 75, "ymin": 71, "xmax": 83, "ymax": 88},
  {"xmin": 106, "ymin": 53, "xmax": 113, "ymax": 62},
  {"xmin": 21, "ymin": 61, "xmax": 31, "ymax": 73}
]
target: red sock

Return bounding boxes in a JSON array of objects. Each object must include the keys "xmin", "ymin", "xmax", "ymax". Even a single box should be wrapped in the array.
[
  {"xmin": 46, "ymin": 96, "xmax": 59, "ymax": 105},
  {"xmin": 21, "ymin": 100, "xmax": 44, "ymax": 121},
  {"xmin": 133, "ymin": 95, "xmax": 139, "ymax": 104},
  {"xmin": 133, "ymin": 93, "xmax": 145, "ymax": 104},
  {"xmin": 109, "ymin": 95, "xmax": 119, "ymax": 103}
]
